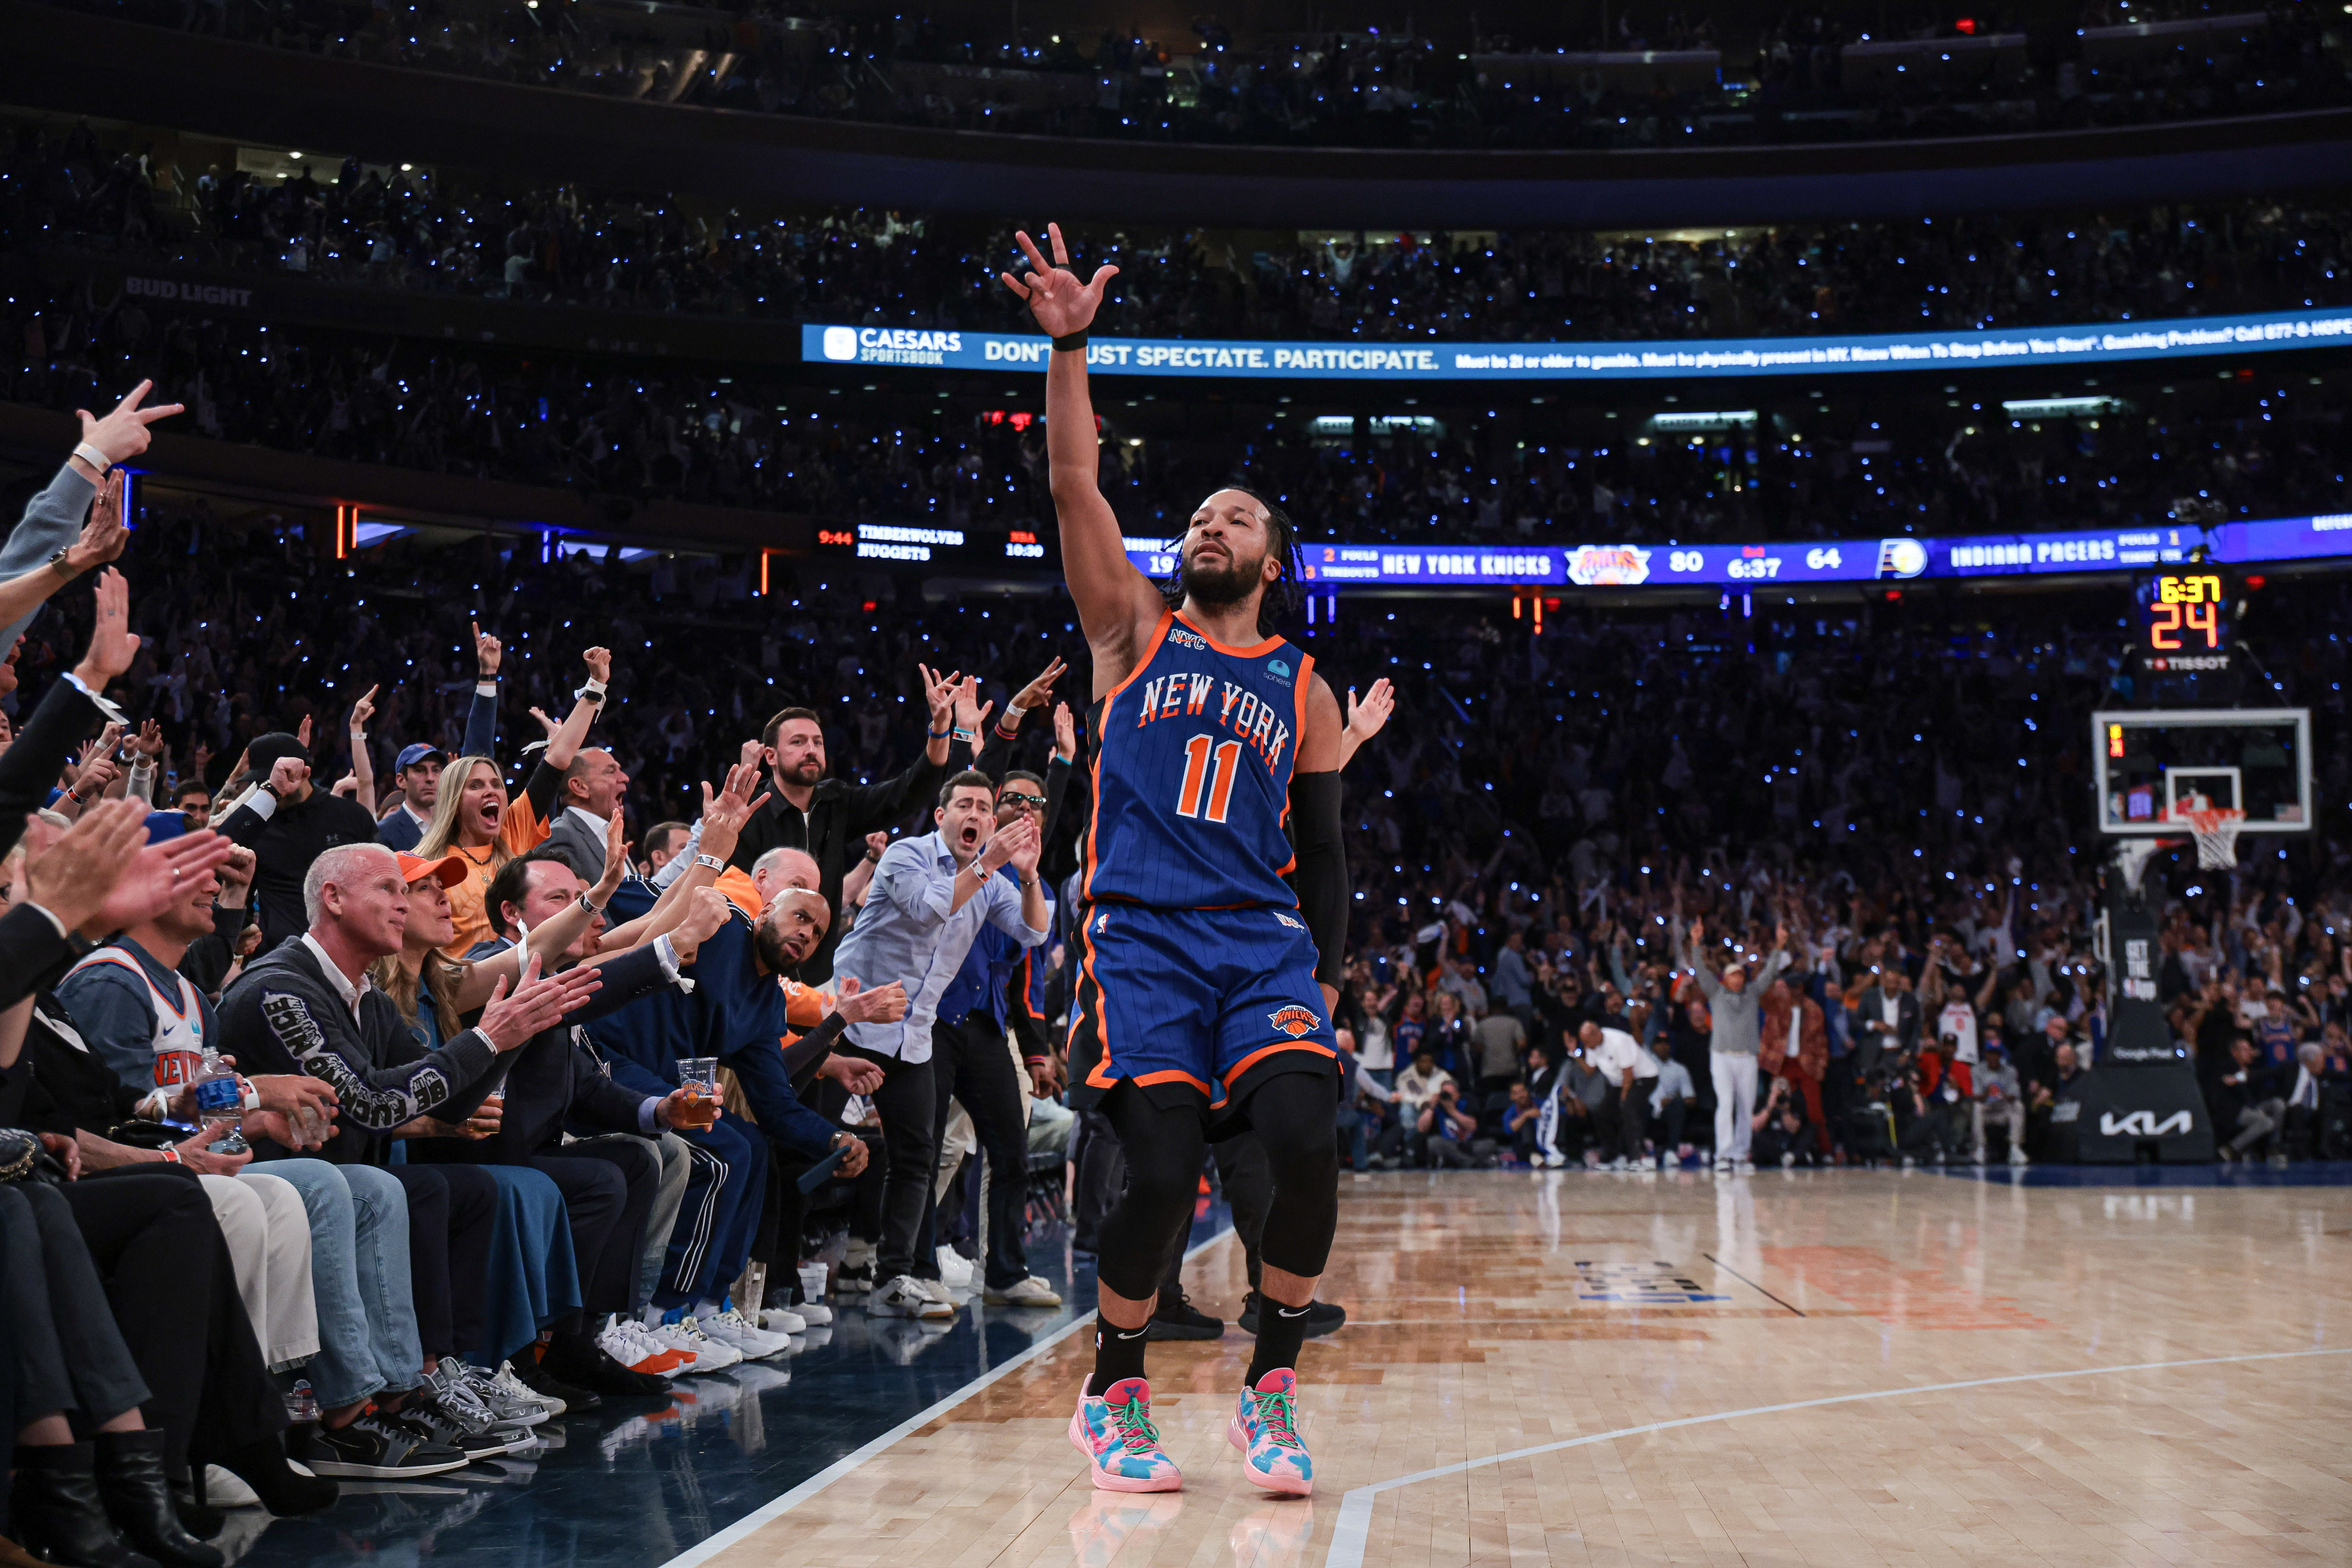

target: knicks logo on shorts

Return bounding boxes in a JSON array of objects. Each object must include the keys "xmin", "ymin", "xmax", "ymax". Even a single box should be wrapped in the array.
[
  {"xmin": 1272, "ymin": 912, "xmax": 1303, "ymax": 930},
  {"xmin": 1268, "ymin": 1006, "xmax": 1322, "ymax": 1038}
]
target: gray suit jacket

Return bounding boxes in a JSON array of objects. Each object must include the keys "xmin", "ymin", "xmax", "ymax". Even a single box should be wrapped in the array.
[
  {"xmin": 0, "ymin": 463, "xmax": 98, "ymax": 654},
  {"xmin": 540, "ymin": 808, "xmax": 610, "ymax": 882}
]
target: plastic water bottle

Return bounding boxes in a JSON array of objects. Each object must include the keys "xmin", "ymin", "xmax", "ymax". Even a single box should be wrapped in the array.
[{"xmin": 191, "ymin": 1047, "xmax": 245, "ymax": 1154}]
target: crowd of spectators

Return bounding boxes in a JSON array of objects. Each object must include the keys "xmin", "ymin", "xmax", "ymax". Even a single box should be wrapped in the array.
[
  {"xmin": 11, "ymin": 118, "xmax": 2350, "ymax": 342},
  {"xmin": 50, "ymin": 0, "xmax": 2352, "ymax": 150},
  {"xmin": 5, "ymin": 267, "xmax": 2344, "ymax": 549},
  {"xmin": 1, "ymin": 372, "xmax": 2350, "ymax": 1561}
]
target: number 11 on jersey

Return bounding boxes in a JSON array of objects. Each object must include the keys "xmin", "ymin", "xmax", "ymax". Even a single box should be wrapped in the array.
[{"xmin": 1176, "ymin": 733, "xmax": 1241, "ymax": 824}]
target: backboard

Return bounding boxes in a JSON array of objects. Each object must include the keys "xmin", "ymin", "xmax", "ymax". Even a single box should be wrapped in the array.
[{"xmin": 2091, "ymin": 708, "xmax": 2311, "ymax": 836}]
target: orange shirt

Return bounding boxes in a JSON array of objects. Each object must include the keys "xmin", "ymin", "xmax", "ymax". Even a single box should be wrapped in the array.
[{"xmin": 438, "ymin": 788, "xmax": 552, "ymax": 959}]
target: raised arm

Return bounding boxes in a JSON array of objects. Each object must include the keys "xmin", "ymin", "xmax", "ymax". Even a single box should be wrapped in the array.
[
  {"xmin": 462, "ymin": 622, "xmax": 502, "ymax": 758},
  {"xmin": 0, "ymin": 466, "xmax": 129, "ymax": 637},
  {"xmin": 1001, "ymin": 224, "xmax": 1163, "ymax": 689}
]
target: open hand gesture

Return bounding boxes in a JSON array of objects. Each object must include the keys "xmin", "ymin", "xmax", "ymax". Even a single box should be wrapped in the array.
[
  {"xmin": 1053, "ymin": 701, "xmax": 1076, "ymax": 762},
  {"xmin": 916, "ymin": 663, "xmax": 959, "ymax": 733},
  {"xmin": 67, "ymin": 469, "xmax": 131, "ymax": 572},
  {"xmin": 73, "ymin": 567, "xmax": 139, "ymax": 686},
  {"xmin": 953, "ymin": 674, "xmax": 993, "ymax": 739},
  {"xmin": 999, "ymin": 224, "xmax": 1119, "ymax": 339},
  {"xmin": 1345, "ymin": 677, "xmax": 1395, "ymax": 743}
]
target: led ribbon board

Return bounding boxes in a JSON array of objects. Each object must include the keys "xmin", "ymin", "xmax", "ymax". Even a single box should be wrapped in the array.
[
  {"xmin": 806, "ymin": 308, "xmax": 2352, "ymax": 382},
  {"xmin": 1116, "ymin": 513, "xmax": 2352, "ymax": 588}
]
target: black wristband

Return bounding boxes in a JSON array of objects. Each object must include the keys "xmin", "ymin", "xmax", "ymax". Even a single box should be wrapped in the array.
[{"xmin": 1052, "ymin": 331, "xmax": 1088, "ymax": 353}]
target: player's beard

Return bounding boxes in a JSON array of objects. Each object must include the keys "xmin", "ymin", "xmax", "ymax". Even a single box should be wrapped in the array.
[
  {"xmin": 1179, "ymin": 544, "xmax": 1265, "ymax": 610},
  {"xmin": 752, "ymin": 913, "xmax": 799, "ymax": 976}
]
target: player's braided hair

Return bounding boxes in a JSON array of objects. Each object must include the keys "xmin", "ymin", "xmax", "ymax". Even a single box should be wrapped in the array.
[{"xmin": 1157, "ymin": 486, "xmax": 1305, "ymax": 635}]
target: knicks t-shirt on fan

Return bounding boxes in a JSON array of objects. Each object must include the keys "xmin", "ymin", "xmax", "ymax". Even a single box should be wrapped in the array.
[{"xmin": 1084, "ymin": 611, "xmax": 1308, "ymax": 911}]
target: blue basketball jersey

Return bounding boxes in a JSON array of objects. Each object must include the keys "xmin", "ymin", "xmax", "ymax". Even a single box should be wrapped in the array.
[{"xmin": 1084, "ymin": 610, "xmax": 1309, "ymax": 911}]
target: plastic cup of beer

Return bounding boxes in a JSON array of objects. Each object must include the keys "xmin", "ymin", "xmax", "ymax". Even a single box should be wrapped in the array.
[{"xmin": 677, "ymin": 1058, "xmax": 720, "ymax": 1128}]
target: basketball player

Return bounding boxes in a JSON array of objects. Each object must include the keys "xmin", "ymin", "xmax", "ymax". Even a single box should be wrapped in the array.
[{"xmin": 1002, "ymin": 225, "xmax": 1349, "ymax": 1497}]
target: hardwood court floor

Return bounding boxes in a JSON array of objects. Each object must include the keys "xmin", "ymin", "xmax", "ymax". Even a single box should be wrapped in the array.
[{"xmin": 698, "ymin": 1168, "xmax": 2352, "ymax": 1568}]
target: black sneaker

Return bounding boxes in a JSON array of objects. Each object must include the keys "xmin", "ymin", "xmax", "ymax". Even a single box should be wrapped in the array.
[
  {"xmin": 542, "ymin": 1337, "xmax": 671, "ymax": 1399},
  {"xmin": 292, "ymin": 1414, "xmax": 471, "ymax": 1479},
  {"xmin": 1145, "ymin": 1287, "xmax": 1226, "ymax": 1341},
  {"xmin": 387, "ymin": 1391, "xmax": 516, "ymax": 1461},
  {"xmin": 1236, "ymin": 1292, "xmax": 1347, "ymax": 1339},
  {"xmin": 509, "ymin": 1354, "xmax": 602, "ymax": 1416}
]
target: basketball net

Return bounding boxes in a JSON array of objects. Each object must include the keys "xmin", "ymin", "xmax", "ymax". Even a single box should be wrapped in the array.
[{"xmin": 2174, "ymin": 806, "xmax": 2245, "ymax": 869}]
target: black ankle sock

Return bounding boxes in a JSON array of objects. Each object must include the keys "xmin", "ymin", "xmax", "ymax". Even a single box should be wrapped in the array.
[
  {"xmin": 1085, "ymin": 1314, "xmax": 1151, "ymax": 1396},
  {"xmin": 1247, "ymin": 1299, "xmax": 1311, "ymax": 1385}
]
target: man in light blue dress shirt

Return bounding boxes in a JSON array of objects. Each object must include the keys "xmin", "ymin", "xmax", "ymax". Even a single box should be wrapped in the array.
[{"xmin": 831, "ymin": 770, "xmax": 1050, "ymax": 1318}]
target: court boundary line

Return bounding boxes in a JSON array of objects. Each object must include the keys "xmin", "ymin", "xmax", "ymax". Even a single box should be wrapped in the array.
[
  {"xmin": 1323, "ymin": 1345, "xmax": 2352, "ymax": 1568},
  {"xmin": 650, "ymin": 1227, "xmax": 1235, "ymax": 1568}
]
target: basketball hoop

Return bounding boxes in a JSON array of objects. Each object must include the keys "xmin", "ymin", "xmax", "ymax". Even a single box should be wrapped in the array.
[{"xmin": 2174, "ymin": 806, "xmax": 2246, "ymax": 869}]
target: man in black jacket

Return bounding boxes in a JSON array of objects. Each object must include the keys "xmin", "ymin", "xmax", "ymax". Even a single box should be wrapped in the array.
[
  {"xmin": 726, "ymin": 668, "xmax": 958, "ymax": 982},
  {"xmin": 219, "ymin": 735, "xmax": 381, "ymax": 953}
]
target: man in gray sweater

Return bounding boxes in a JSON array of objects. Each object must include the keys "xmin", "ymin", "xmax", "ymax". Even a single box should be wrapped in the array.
[{"xmin": 1677, "ymin": 918, "xmax": 1791, "ymax": 1170}]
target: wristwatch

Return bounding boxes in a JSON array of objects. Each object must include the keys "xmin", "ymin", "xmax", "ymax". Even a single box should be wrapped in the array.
[{"xmin": 47, "ymin": 548, "xmax": 77, "ymax": 582}]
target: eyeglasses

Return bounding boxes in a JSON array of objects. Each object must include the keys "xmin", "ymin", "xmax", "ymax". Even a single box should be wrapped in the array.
[{"xmin": 1001, "ymin": 791, "xmax": 1046, "ymax": 809}]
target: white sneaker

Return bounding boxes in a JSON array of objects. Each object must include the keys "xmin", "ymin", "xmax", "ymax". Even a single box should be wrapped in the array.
[
  {"xmin": 921, "ymin": 1277, "xmax": 956, "ymax": 1305},
  {"xmin": 1657, "ymin": 1152, "xmax": 1675, "ymax": 1171},
  {"xmin": 1539, "ymin": 1153, "xmax": 1565, "ymax": 1169},
  {"xmin": 649, "ymin": 1319, "xmax": 742, "ymax": 1371},
  {"xmin": 757, "ymin": 1307, "xmax": 809, "ymax": 1334},
  {"xmin": 871, "ymin": 1274, "xmax": 957, "ymax": 1320},
  {"xmin": 2008, "ymin": 1147, "xmax": 2030, "ymax": 1166},
  {"xmin": 202, "ymin": 1465, "xmax": 261, "ymax": 1509},
  {"xmin": 701, "ymin": 1310, "xmax": 793, "ymax": 1360},
  {"xmin": 488, "ymin": 1361, "xmax": 563, "ymax": 1417},
  {"xmin": 982, "ymin": 1275, "xmax": 1063, "ymax": 1307},
  {"xmin": 1734, "ymin": 1159, "xmax": 1755, "ymax": 1174},
  {"xmin": 790, "ymin": 1301, "xmax": 834, "ymax": 1327},
  {"xmin": 936, "ymin": 1247, "xmax": 975, "ymax": 1287}
]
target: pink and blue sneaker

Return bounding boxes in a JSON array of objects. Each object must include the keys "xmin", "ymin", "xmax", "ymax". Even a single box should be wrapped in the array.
[
  {"xmin": 1069, "ymin": 1377, "xmax": 1183, "ymax": 1492},
  {"xmin": 1228, "ymin": 1367, "xmax": 1314, "ymax": 1495}
]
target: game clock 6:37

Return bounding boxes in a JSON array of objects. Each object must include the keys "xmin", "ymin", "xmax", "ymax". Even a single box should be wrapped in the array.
[{"xmin": 2136, "ymin": 568, "xmax": 2233, "ymax": 654}]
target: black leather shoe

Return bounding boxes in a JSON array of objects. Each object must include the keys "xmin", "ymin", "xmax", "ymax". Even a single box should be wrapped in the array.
[
  {"xmin": 92, "ymin": 1432, "xmax": 222, "ymax": 1568},
  {"xmin": 10, "ymin": 1443, "xmax": 161, "ymax": 1568}
]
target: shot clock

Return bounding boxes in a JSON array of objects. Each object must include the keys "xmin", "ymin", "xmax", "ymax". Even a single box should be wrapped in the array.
[{"xmin": 2135, "ymin": 566, "xmax": 2234, "ymax": 666}]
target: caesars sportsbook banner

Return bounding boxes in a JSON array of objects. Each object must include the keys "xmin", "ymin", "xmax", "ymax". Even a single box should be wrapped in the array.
[{"xmin": 804, "ymin": 307, "xmax": 2352, "ymax": 383}]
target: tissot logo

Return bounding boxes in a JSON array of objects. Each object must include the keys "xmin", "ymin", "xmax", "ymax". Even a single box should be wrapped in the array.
[{"xmin": 2098, "ymin": 1110, "xmax": 2193, "ymax": 1137}]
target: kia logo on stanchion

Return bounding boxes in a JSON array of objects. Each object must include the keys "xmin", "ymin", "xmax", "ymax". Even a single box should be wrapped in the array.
[{"xmin": 2098, "ymin": 1110, "xmax": 2192, "ymax": 1136}]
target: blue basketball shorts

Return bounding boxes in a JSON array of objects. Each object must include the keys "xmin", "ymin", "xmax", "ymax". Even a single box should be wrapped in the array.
[{"xmin": 1065, "ymin": 902, "xmax": 1338, "ymax": 1114}]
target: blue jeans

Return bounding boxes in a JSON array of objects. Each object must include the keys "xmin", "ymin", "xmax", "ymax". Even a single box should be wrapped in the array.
[{"xmin": 261, "ymin": 1160, "xmax": 420, "ymax": 1410}]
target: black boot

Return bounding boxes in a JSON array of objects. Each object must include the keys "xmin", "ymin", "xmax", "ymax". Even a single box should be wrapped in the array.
[
  {"xmin": 163, "ymin": 1487, "xmax": 221, "ymax": 1543},
  {"xmin": 9, "ymin": 1444, "xmax": 161, "ymax": 1568},
  {"xmin": 215, "ymin": 1436, "xmax": 338, "ymax": 1518},
  {"xmin": 91, "ymin": 1432, "xmax": 223, "ymax": 1568}
]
